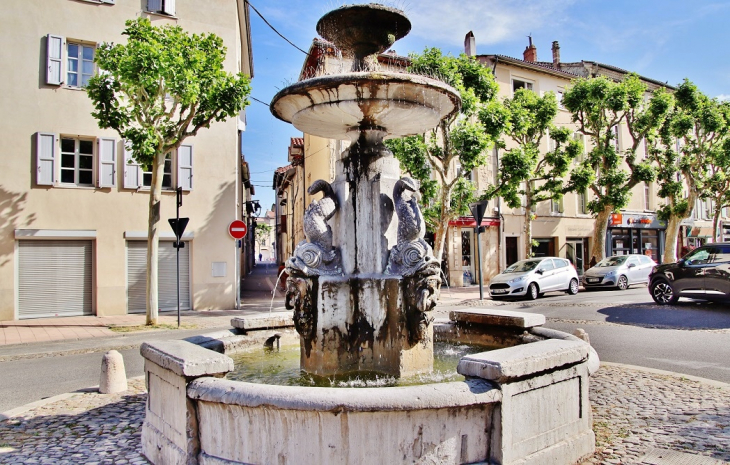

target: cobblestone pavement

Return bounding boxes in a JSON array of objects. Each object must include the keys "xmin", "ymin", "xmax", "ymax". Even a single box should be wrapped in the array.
[{"xmin": 0, "ymin": 366, "xmax": 727, "ymax": 464}]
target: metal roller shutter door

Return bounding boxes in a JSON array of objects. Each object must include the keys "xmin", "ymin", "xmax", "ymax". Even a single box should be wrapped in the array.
[
  {"xmin": 18, "ymin": 240, "xmax": 93, "ymax": 319},
  {"xmin": 127, "ymin": 241, "xmax": 190, "ymax": 313}
]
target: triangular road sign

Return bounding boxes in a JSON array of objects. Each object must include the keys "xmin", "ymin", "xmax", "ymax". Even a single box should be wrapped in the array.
[
  {"xmin": 168, "ymin": 217, "xmax": 190, "ymax": 240},
  {"xmin": 469, "ymin": 201, "xmax": 488, "ymax": 227}
]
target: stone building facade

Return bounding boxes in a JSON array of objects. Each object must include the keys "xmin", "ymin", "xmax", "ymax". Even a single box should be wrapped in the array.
[{"xmin": 0, "ymin": 0, "xmax": 254, "ymax": 320}]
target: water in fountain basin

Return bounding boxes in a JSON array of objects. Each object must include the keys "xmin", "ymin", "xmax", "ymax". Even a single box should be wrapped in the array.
[{"xmin": 226, "ymin": 341, "xmax": 495, "ymax": 387}]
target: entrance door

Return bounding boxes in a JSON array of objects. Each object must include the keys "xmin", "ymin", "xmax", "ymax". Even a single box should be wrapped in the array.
[
  {"xmin": 506, "ymin": 237, "xmax": 518, "ymax": 266},
  {"xmin": 461, "ymin": 229, "xmax": 474, "ymax": 285},
  {"xmin": 18, "ymin": 240, "xmax": 93, "ymax": 319},
  {"xmin": 127, "ymin": 241, "xmax": 191, "ymax": 313},
  {"xmin": 566, "ymin": 239, "xmax": 585, "ymax": 276}
]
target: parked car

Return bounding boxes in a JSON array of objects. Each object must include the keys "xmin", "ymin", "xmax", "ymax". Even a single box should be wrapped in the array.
[
  {"xmin": 583, "ymin": 254, "xmax": 656, "ymax": 290},
  {"xmin": 649, "ymin": 243, "xmax": 730, "ymax": 305},
  {"xmin": 489, "ymin": 257, "xmax": 579, "ymax": 300}
]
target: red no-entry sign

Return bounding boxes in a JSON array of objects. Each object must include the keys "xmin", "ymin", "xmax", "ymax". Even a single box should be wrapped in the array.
[{"xmin": 229, "ymin": 220, "xmax": 247, "ymax": 239}]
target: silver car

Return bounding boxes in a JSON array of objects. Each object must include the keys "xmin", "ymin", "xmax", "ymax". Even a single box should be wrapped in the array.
[
  {"xmin": 489, "ymin": 257, "xmax": 580, "ymax": 300},
  {"xmin": 583, "ymin": 254, "xmax": 656, "ymax": 290}
]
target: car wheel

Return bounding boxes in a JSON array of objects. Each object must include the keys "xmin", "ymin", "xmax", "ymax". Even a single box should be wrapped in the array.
[
  {"xmin": 567, "ymin": 278, "xmax": 579, "ymax": 295},
  {"xmin": 617, "ymin": 275, "xmax": 629, "ymax": 291},
  {"xmin": 526, "ymin": 283, "xmax": 539, "ymax": 300},
  {"xmin": 650, "ymin": 279, "xmax": 678, "ymax": 305}
]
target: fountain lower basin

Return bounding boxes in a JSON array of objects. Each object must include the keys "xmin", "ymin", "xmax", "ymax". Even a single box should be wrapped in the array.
[{"xmin": 140, "ymin": 309, "xmax": 597, "ymax": 464}]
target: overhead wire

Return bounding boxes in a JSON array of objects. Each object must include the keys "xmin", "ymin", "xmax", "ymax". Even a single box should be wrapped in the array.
[{"xmin": 244, "ymin": 0, "xmax": 309, "ymax": 56}]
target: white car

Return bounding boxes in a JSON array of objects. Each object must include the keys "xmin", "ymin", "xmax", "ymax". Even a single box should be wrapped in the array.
[
  {"xmin": 488, "ymin": 257, "xmax": 580, "ymax": 300},
  {"xmin": 583, "ymin": 254, "xmax": 656, "ymax": 290}
]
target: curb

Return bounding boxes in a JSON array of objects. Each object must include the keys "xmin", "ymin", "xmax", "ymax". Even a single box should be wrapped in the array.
[
  {"xmin": 599, "ymin": 361, "xmax": 730, "ymax": 389},
  {"xmin": 0, "ymin": 375, "xmax": 146, "ymax": 421}
]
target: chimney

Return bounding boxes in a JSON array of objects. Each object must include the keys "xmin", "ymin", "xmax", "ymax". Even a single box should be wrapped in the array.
[
  {"xmin": 464, "ymin": 31, "xmax": 476, "ymax": 57},
  {"xmin": 523, "ymin": 36, "xmax": 537, "ymax": 62},
  {"xmin": 552, "ymin": 41, "xmax": 561, "ymax": 68}
]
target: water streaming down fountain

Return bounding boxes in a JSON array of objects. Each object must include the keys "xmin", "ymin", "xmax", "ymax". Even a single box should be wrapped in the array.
[{"xmin": 140, "ymin": 5, "xmax": 597, "ymax": 464}]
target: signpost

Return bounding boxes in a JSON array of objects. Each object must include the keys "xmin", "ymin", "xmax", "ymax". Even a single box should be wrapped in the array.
[
  {"xmin": 168, "ymin": 187, "xmax": 188, "ymax": 327},
  {"xmin": 469, "ymin": 201, "xmax": 489, "ymax": 300}
]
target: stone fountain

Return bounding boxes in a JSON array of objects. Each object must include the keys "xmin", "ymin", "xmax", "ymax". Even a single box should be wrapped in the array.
[
  {"xmin": 270, "ymin": 3, "xmax": 459, "ymax": 378},
  {"xmin": 139, "ymin": 4, "xmax": 597, "ymax": 464}
]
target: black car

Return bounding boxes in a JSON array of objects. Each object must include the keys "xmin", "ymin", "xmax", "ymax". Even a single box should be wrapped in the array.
[{"xmin": 649, "ymin": 243, "xmax": 730, "ymax": 304}]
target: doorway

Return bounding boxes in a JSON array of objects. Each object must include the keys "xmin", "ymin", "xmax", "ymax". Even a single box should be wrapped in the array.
[
  {"xmin": 506, "ymin": 236, "xmax": 518, "ymax": 266},
  {"xmin": 566, "ymin": 238, "xmax": 586, "ymax": 275}
]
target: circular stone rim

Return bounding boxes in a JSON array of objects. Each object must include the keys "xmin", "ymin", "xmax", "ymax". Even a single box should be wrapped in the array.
[{"xmin": 270, "ymin": 71, "xmax": 462, "ymax": 139}]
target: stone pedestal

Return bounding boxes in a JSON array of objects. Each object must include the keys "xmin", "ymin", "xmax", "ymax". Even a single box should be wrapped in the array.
[{"xmin": 300, "ymin": 275, "xmax": 433, "ymax": 377}]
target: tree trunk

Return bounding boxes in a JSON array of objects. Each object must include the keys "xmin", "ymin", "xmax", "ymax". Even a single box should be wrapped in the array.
[
  {"xmin": 432, "ymin": 188, "xmax": 451, "ymax": 265},
  {"xmin": 713, "ymin": 203, "xmax": 723, "ymax": 243},
  {"xmin": 590, "ymin": 205, "xmax": 612, "ymax": 264},
  {"xmin": 663, "ymin": 215, "xmax": 683, "ymax": 263},
  {"xmin": 524, "ymin": 204, "xmax": 533, "ymax": 259},
  {"xmin": 145, "ymin": 152, "xmax": 166, "ymax": 325}
]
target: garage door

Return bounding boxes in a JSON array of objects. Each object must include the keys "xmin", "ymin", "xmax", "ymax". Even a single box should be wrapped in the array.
[
  {"xmin": 18, "ymin": 240, "xmax": 93, "ymax": 319},
  {"xmin": 127, "ymin": 241, "xmax": 190, "ymax": 313}
]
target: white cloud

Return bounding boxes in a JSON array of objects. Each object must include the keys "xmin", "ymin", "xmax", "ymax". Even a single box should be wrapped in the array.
[
  {"xmin": 717, "ymin": 94, "xmax": 730, "ymax": 101},
  {"xmin": 404, "ymin": 0, "xmax": 578, "ymax": 47}
]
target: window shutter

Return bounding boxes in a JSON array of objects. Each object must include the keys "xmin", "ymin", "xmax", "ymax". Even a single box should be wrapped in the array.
[
  {"xmin": 98, "ymin": 138, "xmax": 117, "ymax": 188},
  {"xmin": 46, "ymin": 34, "xmax": 64, "ymax": 85},
  {"xmin": 36, "ymin": 133, "xmax": 57, "ymax": 186},
  {"xmin": 123, "ymin": 141, "xmax": 141, "ymax": 189},
  {"xmin": 162, "ymin": 0, "xmax": 175, "ymax": 15},
  {"xmin": 177, "ymin": 145, "xmax": 193, "ymax": 191},
  {"xmin": 147, "ymin": 0, "xmax": 162, "ymax": 12},
  {"xmin": 99, "ymin": 0, "xmax": 115, "ymax": 3}
]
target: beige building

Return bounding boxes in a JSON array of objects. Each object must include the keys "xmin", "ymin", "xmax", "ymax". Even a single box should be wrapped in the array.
[
  {"xmin": 254, "ymin": 210, "xmax": 277, "ymax": 263},
  {"xmin": 0, "ymin": 0, "xmax": 254, "ymax": 320}
]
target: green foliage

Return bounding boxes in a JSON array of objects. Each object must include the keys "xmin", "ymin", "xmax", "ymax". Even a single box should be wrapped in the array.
[
  {"xmin": 255, "ymin": 222, "xmax": 273, "ymax": 246},
  {"xmin": 87, "ymin": 18, "xmax": 251, "ymax": 166},
  {"xmin": 386, "ymin": 48, "xmax": 504, "ymax": 258},
  {"xmin": 563, "ymin": 74, "xmax": 671, "ymax": 215},
  {"xmin": 653, "ymin": 79, "xmax": 730, "ymax": 229}
]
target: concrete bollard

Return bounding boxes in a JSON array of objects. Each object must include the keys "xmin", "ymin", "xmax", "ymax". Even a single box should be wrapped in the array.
[
  {"xmin": 99, "ymin": 350, "xmax": 128, "ymax": 394},
  {"xmin": 573, "ymin": 328, "xmax": 590, "ymax": 345}
]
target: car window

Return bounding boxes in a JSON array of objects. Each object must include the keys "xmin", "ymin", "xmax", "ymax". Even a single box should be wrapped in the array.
[
  {"xmin": 711, "ymin": 246, "xmax": 730, "ymax": 264},
  {"xmin": 685, "ymin": 248, "xmax": 710, "ymax": 265},
  {"xmin": 504, "ymin": 259, "xmax": 540, "ymax": 273},
  {"xmin": 538, "ymin": 259, "xmax": 555, "ymax": 271},
  {"xmin": 639, "ymin": 256, "xmax": 653, "ymax": 265},
  {"xmin": 597, "ymin": 256, "xmax": 626, "ymax": 267},
  {"xmin": 627, "ymin": 257, "xmax": 639, "ymax": 266},
  {"xmin": 555, "ymin": 259, "xmax": 569, "ymax": 268}
]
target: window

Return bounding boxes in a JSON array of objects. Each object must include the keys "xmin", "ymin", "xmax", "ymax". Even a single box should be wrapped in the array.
[
  {"xmin": 143, "ymin": 153, "xmax": 173, "ymax": 189},
  {"xmin": 612, "ymin": 125, "xmax": 620, "ymax": 151},
  {"xmin": 557, "ymin": 89, "xmax": 565, "ymax": 109},
  {"xmin": 644, "ymin": 182, "xmax": 653, "ymax": 211},
  {"xmin": 551, "ymin": 197, "xmax": 564, "ymax": 214},
  {"xmin": 123, "ymin": 143, "xmax": 193, "ymax": 191},
  {"xmin": 577, "ymin": 190, "xmax": 588, "ymax": 214},
  {"xmin": 45, "ymin": 35, "xmax": 96, "ymax": 87},
  {"xmin": 147, "ymin": 0, "xmax": 175, "ymax": 15},
  {"xmin": 512, "ymin": 78, "xmax": 533, "ymax": 93},
  {"xmin": 67, "ymin": 42, "xmax": 95, "ymax": 87},
  {"xmin": 60, "ymin": 138, "xmax": 94, "ymax": 186}
]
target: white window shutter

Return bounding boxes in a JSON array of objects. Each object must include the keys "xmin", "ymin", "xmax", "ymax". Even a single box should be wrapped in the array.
[
  {"xmin": 46, "ymin": 34, "xmax": 64, "ymax": 86},
  {"xmin": 147, "ymin": 0, "xmax": 162, "ymax": 12},
  {"xmin": 36, "ymin": 133, "xmax": 57, "ymax": 186},
  {"xmin": 177, "ymin": 145, "xmax": 193, "ymax": 191},
  {"xmin": 163, "ymin": 0, "xmax": 175, "ymax": 15},
  {"xmin": 123, "ymin": 141, "xmax": 141, "ymax": 189},
  {"xmin": 99, "ymin": 0, "xmax": 115, "ymax": 3},
  {"xmin": 98, "ymin": 138, "xmax": 117, "ymax": 188}
]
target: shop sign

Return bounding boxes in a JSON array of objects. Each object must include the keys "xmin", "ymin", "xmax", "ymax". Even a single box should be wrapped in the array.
[
  {"xmin": 448, "ymin": 217, "xmax": 501, "ymax": 228},
  {"xmin": 610, "ymin": 213, "xmax": 666, "ymax": 229}
]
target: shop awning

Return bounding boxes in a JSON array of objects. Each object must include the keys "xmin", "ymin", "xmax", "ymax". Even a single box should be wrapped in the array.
[
  {"xmin": 448, "ymin": 217, "xmax": 500, "ymax": 227},
  {"xmin": 689, "ymin": 226, "xmax": 714, "ymax": 237}
]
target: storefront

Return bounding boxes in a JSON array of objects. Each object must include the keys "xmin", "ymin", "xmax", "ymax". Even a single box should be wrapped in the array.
[
  {"xmin": 607, "ymin": 212, "xmax": 666, "ymax": 263},
  {"xmin": 449, "ymin": 216, "xmax": 500, "ymax": 286}
]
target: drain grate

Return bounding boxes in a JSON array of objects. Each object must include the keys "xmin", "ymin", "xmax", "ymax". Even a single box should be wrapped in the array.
[{"xmin": 639, "ymin": 448, "xmax": 728, "ymax": 465}]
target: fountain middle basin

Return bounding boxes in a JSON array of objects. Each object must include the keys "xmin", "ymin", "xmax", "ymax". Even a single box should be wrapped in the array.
[{"xmin": 140, "ymin": 309, "xmax": 597, "ymax": 464}]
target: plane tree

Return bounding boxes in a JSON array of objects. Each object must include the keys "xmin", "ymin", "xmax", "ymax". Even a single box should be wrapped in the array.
[
  {"xmin": 562, "ymin": 74, "xmax": 672, "ymax": 262},
  {"xmin": 86, "ymin": 18, "xmax": 251, "ymax": 324},
  {"xmin": 386, "ymin": 48, "xmax": 506, "ymax": 261}
]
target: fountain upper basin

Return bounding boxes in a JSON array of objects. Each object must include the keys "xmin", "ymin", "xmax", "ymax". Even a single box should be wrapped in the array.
[{"xmin": 270, "ymin": 71, "xmax": 461, "ymax": 141}]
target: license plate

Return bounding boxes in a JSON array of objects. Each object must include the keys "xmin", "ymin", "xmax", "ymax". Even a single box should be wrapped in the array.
[
  {"xmin": 492, "ymin": 289, "xmax": 508, "ymax": 294},
  {"xmin": 586, "ymin": 278, "xmax": 599, "ymax": 283}
]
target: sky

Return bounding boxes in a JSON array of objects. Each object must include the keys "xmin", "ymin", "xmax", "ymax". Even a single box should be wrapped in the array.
[{"xmin": 242, "ymin": 0, "xmax": 730, "ymax": 213}]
